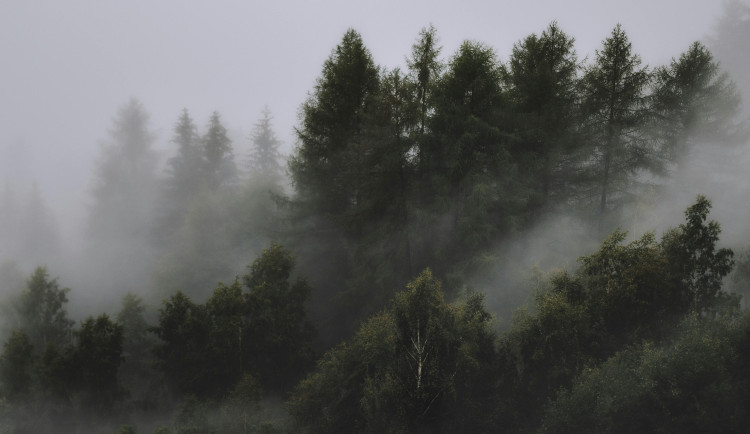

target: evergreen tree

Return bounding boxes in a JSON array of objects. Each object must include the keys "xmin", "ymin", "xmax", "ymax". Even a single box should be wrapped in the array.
[
  {"xmin": 71, "ymin": 314, "xmax": 124, "ymax": 414},
  {"xmin": 287, "ymin": 28, "xmax": 380, "ymax": 343},
  {"xmin": 247, "ymin": 107, "xmax": 283, "ymax": 186},
  {"xmin": 243, "ymin": 244, "xmax": 316, "ymax": 390},
  {"xmin": 161, "ymin": 109, "xmax": 204, "ymax": 226},
  {"xmin": 580, "ymin": 25, "xmax": 655, "ymax": 217},
  {"xmin": 423, "ymin": 40, "xmax": 516, "ymax": 265},
  {"xmin": 709, "ymin": 0, "xmax": 750, "ymax": 116},
  {"xmin": 407, "ymin": 24, "xmax": 442, "ymax": 139},
  {"xmin": 203, "ymin": 111, "xmax": 236, "ymax": 190},
  {"xmin": 289, "ymin": 28, "xmax": 380, "ymax": 218},
  {"xmin": 87, "ymin": 99, "xmax": 159, "ymax": 295},
  {"xmin": 0, "ymin": 330, "xmax": 34, "ymax": 400},
  {"xmin": 505, "ymin": 22, "xmax": 582, "ymax": 217},
  {"xmin": 89, "ymin": 98, "xmax": 159, "ymax": 240},
  {"xmin": 652, "ymin": 41, "xmax": 743, "ymax": 163},
  {"xmin": 116, "ymin": 293, "xmax": 157, "ymax": 406},
  {"xmin": 153, "ymin": 291, "xmax": 212, "ymax": 397}
]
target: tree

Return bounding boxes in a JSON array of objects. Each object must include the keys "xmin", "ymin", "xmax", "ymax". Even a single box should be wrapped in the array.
[
  {"xmin": 541, "ymin": 313, "xmax": 750, "ymax": 433},
  {"xmin": 287, "ymin": 28, "xmax": 380, "ymax": 343},
  {"xmin": 89, "ymin": 98, "xmax": 159, "ymax": 240},
  {"xmin": 243, "ymin": 243, "xmax": 315, "ymax": 390},
  {"xmin": 709, "ymin": 0, "xmax": 750, "ymax": 117},
  {"xmin": 247, "ymin": 107, "xmax": 283, "ymax": 187},
  {"xmin": 0, "ymin": 330, "xmax": 34, "ymax": 399},
  {"xmin": 652, "ymin": 41, "xmax": 743, "ymax": 163},
  {"xmin": 497, "ymin": 196, "xmax": 736, "ymax": 432},
  {"xmin": 340, "ymin": 67, "xmax": 421, "ymax": 319},
  {"xmin": 116, "ymin": 293, "xmax": 157, "ymax": 406},
  {"xmin": 203, "ymin": 111, "xmax": 236, "ymax": 190},
  {"xmin": 407, "ymin": 24, "xmax": 442, "ymax": 138},
  {"xmin": 153, "ymin": 291, "xmax": 212, "ymax": 398},
  {"xmin": 580, "ymin": 24, "xmax": 655, "ymax": 216},
  {"xmin": 505, "ymin": 22, "xmax": 582, "ymax": 217},
  {"xmin": 661, "ymin": 195, "xmax": 735, "ymax": 313},
  {"xmin": 422, "ymin": 40, "xmax": 516, "ymax": 263},
  {"xmin": 70, "ymin": 314, "xmax": 124, "ymax": 414},
  {"xmin": 289, "ymin": 28, "xmax": 380, "ymax": 218},
  {"xmin": 159, "ymin": 109, "xmax": 204, "ymax": 235},
  {"xmin": 18, "ymin": 267, "xmax": 73, "ymax": 351},
  {"xmin": 205, "ymin": 279, "xmax": 246, "ymax": 396},
  {"xmin": 87, "ymin": 99, "xmax": 160, "ymax": 296},
  {"xmin": 288, "ymin": 269, "xmax": 497, "ymax": 433}
]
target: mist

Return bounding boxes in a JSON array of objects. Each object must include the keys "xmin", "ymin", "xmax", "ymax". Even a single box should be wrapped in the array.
[{"xmin": 2, "ymin": 1, "xmax": 750, "ymax": 432}]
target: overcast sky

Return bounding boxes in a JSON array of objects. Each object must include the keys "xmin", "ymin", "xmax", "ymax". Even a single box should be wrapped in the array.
[{"xmin": 0, "ymin": 0, "xmax": 727, "ymax": 237}]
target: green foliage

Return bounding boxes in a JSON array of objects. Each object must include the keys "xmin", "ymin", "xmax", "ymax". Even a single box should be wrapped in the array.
[
  {"xmin": 661, "ymin": 195, "xmax": 736, "ymax": 313},
  {"xmin": 288, "ymin": 269, "xmax": 497, "ymax": 433},
  {"xmin": 18, "ymin": 266, "xmax": 73, "ymax": 351},
  {"xmin": 652, "ymin": 41, "xmax": 742, "ymax": 161},
  {"xmin": 541, "ymin": 313, "xmax": 750, "ymax": 433},
  {"xmin": 290, "ymin": 28, "xmax": 380, "ymax": 217},
  {"xmin": 580, "ymin": 24, "xmax": 655, "ymax": 215},
  {"xmin": 0, "ymin": 330, "xmax": 33, "ymax": 399},
  {"xmin": 153, "ymin": 291, "xmax": 212, "ymax": 397},
  {"xmin": 418, "ymin": 39, "xmax": 519, "ymax": 275},
  {"xmin": 504, "ymin": 21, "xmax": 582, "ymax": 217},
  {"xmin": 244, "ymin": 244, "xmax": 316, "ymax": 390},
  {"xmin": 407, "ymin": 24, "xmax": 442, "ymax": 137},
  {"xmin": 116, "ymin": 424, "xmax": 137, "ymax": 434},
  {"xmin": 154, "ymin": 244, "xmax": 315, "ymax": 398},
  {"xmin": 174, "ymin": 395, "xmax": 213, "ymax": 434},
  {"xmin": 71, "ymin": 314, "xmax": 125, "ymax": 413},
  {"xmin": 117, "ymin": 293, "xmax": 159, "ymax": 408},
  {"xmin": 497, "ymin": 196, "xmax": 736, "ymax": 431}
]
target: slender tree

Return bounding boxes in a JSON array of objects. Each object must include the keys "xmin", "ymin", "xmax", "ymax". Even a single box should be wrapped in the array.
[
  {"xmin": 580, "ymin": 24, "xmax": 654, "ymax": 216},
  {"xmin": 203, "ymin": 111, "xmax": 236, "ymax": 190},
  {"xmin": 407, "ymin": 24, "xmax": 442, "ymax": 139},
  {"xmin": 247, "ymin": 107, "xmax": 283, "ymax": 186},
  {"xmin": 505, "ymin": 22, "xmax": 582, "ymax": 217},
  {"xmin": 289, "ymin": 28, "xmax": 380, "ymax": 218},
  {"xmin": 652, "ymin": 41, "xmax": 742, "ymax": 163},
  {"xmin": 89, "ymin": 98, "xmax": 159, "ymax": 241}
]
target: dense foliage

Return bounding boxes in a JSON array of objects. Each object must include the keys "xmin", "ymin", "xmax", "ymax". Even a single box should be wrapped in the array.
[{"xmin": 1, "ymin": 16, "xmax": 749, "ymax": 433}]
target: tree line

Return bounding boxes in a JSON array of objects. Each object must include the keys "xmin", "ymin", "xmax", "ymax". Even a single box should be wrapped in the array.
[{"xmin": 0, "ymin": 19, "xmax": 749, "ymax": 433}]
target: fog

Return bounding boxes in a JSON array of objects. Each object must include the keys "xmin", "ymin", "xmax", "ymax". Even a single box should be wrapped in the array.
[
  {"xmin": 2, "ymin": 0, "xmax": 750, "ymax": 431},
  {"xmin": 0, "ymin": 0, "xmax": 733, "ymax": 300}
]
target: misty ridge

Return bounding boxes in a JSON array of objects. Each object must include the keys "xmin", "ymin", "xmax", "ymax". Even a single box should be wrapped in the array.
[{"xmin": 2, "ymin": 3, "xmax": 750, "ymax": 433}]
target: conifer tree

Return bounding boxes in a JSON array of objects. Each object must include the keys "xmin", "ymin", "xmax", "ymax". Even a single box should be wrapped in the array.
[
  {"xmin": 202, "ymin": 111, "xmax": 236, "ymax": 190},
  {"xmin": 580, "ymin": 25, "xmax": 654, "ymax": 216},
  {"xmin": 652, "ymin": 41, "xmax": 742, "ymax": 163},
  {"xmin": 247, "ymin": 107, "xmax": 283, "ymax": 187},
  {"xmin": 505, "ymin": 22, "xmax": 581, "ymax": 217}
]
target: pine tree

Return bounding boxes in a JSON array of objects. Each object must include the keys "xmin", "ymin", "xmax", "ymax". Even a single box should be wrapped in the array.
[
  {"xmin": 407, "ymin": 24, "xmax": 442, "ymax": 139},
  {"xmin": 652, "ymin": 41, "xmax": 742, "ymax": 163},
  {"xmin": 505, "ymin": 22, "xmax": 582, "ymax": 217},
  {"xmin": 165, "ymin": 109, "xmax": 203, "ymax": 211},
  {"xmin": 202, "ymin": 111, "xmax": 236, "ymax": 190},
  {"xmin": 89, "ymin": 98, "xmax": 158, "ymax": 241},
  {"xmin": 580, "ymin": 25, "xmax": 655, "ymax": 216},
  {"xmin": 247, "ymin": 107, "xmax": 283, "ymax": 187},
  {"xmin": 289, "ymin": 28, "xmax": 380, "ymax": 218}
]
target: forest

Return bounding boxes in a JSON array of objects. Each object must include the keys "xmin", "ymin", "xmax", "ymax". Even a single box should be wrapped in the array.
[{"xmin": 2, "ymin": 5, "xmax": 750, "ymax": 433}]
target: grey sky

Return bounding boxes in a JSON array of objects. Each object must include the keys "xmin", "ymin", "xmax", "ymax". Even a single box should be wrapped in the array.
[{"xmin": 0, "ymin": 0, "xmax": 725, "ymax": 238}]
